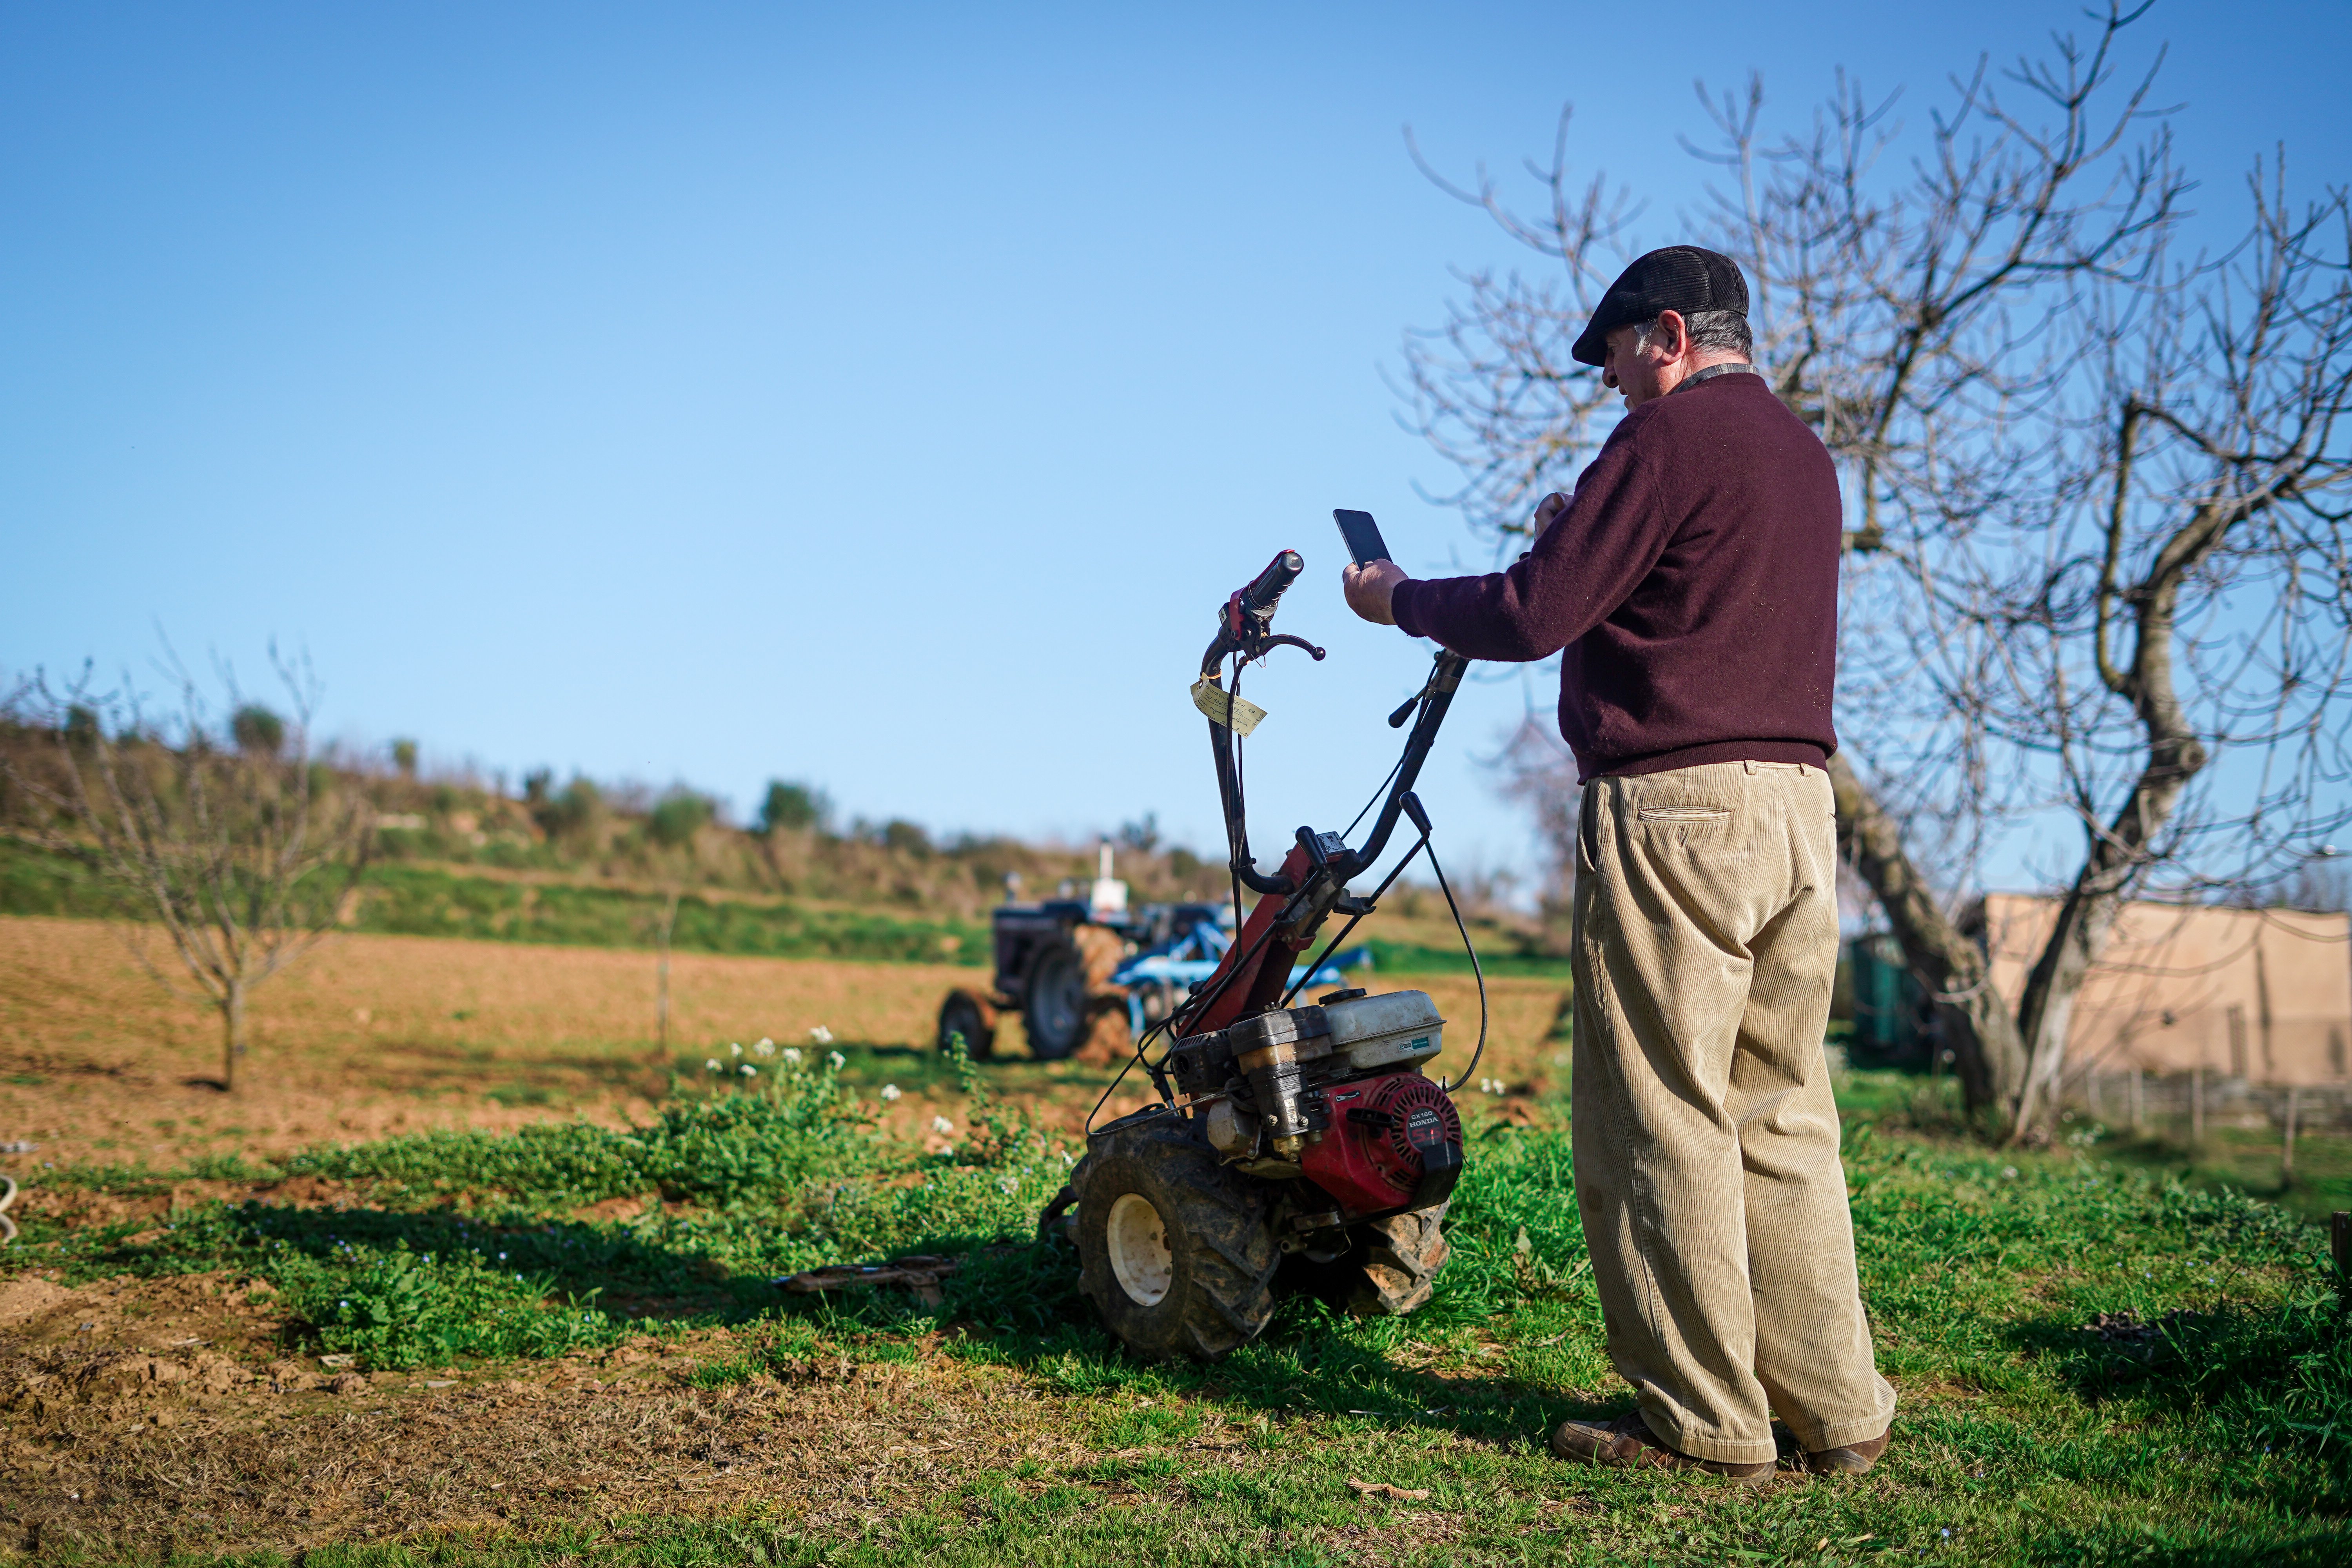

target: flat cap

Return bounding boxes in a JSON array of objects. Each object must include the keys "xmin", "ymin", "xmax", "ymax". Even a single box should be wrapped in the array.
[{"xmin": 1572, "ymin": 246, "xmax": 1749, "ymax": 367}]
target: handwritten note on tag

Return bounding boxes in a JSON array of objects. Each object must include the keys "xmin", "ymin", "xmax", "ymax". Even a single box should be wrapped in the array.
[{"xmin": 1191, "ymin": 678, "xmax": 1267, "ymax": 737}]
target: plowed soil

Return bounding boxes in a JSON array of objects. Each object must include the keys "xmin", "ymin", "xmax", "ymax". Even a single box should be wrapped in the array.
[{"xmin": 0, "ymin": 914, "xmax": 1567, "ymax": 1171}]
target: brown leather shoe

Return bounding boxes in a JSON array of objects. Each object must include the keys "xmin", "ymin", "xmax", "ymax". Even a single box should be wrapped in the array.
[
  {"xmin": 1803, "ymin": 1427, "xmax": 1890, "ymax": 1475},
  {"xmin": 1548, "ymin": 1411, "xmax": 1775, "ymax": 1483}
]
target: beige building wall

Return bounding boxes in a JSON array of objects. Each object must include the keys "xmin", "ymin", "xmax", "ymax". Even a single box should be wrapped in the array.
[{"xmin": 1979, "ymin": 895, "xmax": 2352, "ymax": 1086}]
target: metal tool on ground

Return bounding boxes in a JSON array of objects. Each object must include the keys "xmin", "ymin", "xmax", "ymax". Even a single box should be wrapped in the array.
[
  {"xmin": 1043, "ymin": 528, "xmax": 1487, "ymax": 1361},
  {"xmin": 779, "ymin": 1253, "xmax": 964, "ymax": 1307}
]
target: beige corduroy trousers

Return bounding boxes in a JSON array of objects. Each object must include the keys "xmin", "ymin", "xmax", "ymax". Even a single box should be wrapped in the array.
[{"xmin": 1570, "ymin": 759, "xmax": 1894, "ymax": 1464}]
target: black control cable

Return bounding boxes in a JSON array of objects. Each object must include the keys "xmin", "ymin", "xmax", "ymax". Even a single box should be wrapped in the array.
[{"xmin": 1426, "ymin": 829, "xmax": 1489, "ymax": 1095}]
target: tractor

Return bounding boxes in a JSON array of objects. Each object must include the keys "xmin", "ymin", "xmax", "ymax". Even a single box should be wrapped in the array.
[{"xmin": 935, "ymin": 842, "xmax": 1368, "ymax": 1062}]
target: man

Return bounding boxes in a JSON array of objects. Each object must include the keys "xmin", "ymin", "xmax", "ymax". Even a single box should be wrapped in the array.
[{"xmin": 1343, "ymin": 246, "xmax": 1893, "ymax": 1481}]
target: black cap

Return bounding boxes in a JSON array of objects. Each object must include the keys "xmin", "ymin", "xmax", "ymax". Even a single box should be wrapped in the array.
[{"xmin": 1571, "ymin": 246, "xmax": 1749, "ymax": 367}]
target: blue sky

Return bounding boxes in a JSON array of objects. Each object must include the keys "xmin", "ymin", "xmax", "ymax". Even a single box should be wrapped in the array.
[{"xmin": 4, "ymin": 2, "xmax": 2345, "ymax": 892}]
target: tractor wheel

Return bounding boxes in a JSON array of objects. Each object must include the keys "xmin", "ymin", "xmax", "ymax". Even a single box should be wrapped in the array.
[
  {"xmin": 937, "ymin": 990, "xmax": 997, "ymax": 1061},
  {"xmin": 1023, "ymin": 937, "xmax": 1090, "ymax": 1060},
  {"xmin": 1073, "ymin": 1109, "xmax": 1279, "ymax": 1361},
  {"xmin": 1281, "ymin": 1202, "xmax": 1452, "ymax": 1317}
]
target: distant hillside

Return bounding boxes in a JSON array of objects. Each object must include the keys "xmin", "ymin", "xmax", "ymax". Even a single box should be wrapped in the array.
[
  {"xmin": 0, "ymin": 838, "xmax": 989, "ymax": 966},
  {"xmin": 0, "ymin": 712, "xmax": 1227, "ymax": 917},
  {"xmin": 0, "ymin": 714, "xmax": 1567, "ymax": 976}
]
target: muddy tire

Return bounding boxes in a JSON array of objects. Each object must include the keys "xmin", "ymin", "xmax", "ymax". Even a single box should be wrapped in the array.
[
  {"xmin": 1073, "ymin": 1109, "xmax": 1279, "ymax": 1361},
  {"xmin": 1346, "ymin": 1203, "xmax": 1450, "ymax": 1315},
  {"xmin": 938, "ymin": 990, "xmax": 998, "ymax": 1061},
  {"xmin": 1282, "ymin": 1202, "xmax": 1451, "ymax": 1317}
]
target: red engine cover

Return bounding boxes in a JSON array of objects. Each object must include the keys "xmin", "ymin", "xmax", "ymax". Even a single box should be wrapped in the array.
[{"xmin": 1300, "ymin": 1070, "xmax": 1462, "ymax": 1218}]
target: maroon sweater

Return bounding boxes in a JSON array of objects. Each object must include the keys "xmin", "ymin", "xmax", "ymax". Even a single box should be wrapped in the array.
[{"xmin": 1392, "ymin": 370, "xmax": 1840, "ymax": 782}]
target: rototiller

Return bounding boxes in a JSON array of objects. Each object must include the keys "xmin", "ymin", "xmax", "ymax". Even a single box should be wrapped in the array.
[{"xmin": 1047, "ymin": 535, "xmax": 1486, "ymax": 1360}]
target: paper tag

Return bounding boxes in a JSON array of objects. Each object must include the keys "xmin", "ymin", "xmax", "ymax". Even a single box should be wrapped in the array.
[{"xmin": 1191, "ymin": 678, "xmax": 1267, "ymax": 737}]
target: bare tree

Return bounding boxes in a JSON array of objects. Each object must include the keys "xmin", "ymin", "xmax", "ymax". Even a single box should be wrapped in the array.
[
  {"xmin": 4, "ymin": 651, "xmax": 374, "ymax": 1091},
  {"xmin": 1403, "ymin": 4, "xmax": 2352, "ymax": 1141}
]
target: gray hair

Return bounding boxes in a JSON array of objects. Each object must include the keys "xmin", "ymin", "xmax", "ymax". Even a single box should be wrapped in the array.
[{"xmin": 1634, "ymin": 309, "xmax": 1753, "ymax": 361}]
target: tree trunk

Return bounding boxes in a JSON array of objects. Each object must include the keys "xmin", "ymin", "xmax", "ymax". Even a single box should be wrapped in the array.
[
  {"xmin": 2004, "ymin": 755, "xmax": 2194, "ymax": 1143},
  {"xmin": 1827, "ymin": 752, "xmax": 2029, "ymax": 1130},
  {"xmin": 2009, "ymin": 507, "xmax": 2218, "ymax": 1143},
  {"xmin": 220, "ymin": 980, "xmax": 245, "ymax": 1093}
]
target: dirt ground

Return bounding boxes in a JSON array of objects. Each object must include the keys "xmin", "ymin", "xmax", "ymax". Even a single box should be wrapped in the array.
[
  {"xmin": 0, "ymin": 1265, "xmax": 1254, "ymax": 1561},
  {"xmin": 0, "ymin": 915, "xmax": 1001, "ymax": 1167},
  {"xmin": 0, "ymin": 915, "xmax": 1572, "ymax": 1559}
]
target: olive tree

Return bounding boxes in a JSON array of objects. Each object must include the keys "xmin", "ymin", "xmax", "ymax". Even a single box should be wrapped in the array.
[{"xmin": 1403, "ymin": 4, "xmax": 2352, "ymax": 1141}]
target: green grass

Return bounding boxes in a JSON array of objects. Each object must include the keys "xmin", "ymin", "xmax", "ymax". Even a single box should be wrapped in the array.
[
  {"xmin": 2095, "ymin": 1120, "xmax": 2352, "ymax": 1226},
  {"xmin": 5, "ymin": 1066, "xmax": 2347, "ymax": 1563}
]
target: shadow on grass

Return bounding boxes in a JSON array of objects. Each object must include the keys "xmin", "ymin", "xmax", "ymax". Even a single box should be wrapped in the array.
[
  {"xmin": 98, "ymin": 1200, "xmax": 750, "ymax": 1323},
  {"xmin": 2002, "ymin": 1285, "xmax": 2352, "ymax": 1510},
  {"xmin": 768, "ymin": 1234, "xmax": 1610, "ymax": 1448},
  {"xmin": 93, "ymin": 1194, "xmax": 1593, "ymax": 1442},
  {"xmin": 2023, "ymin": 1524, "xmax": 2352, "ymax": 1567},
  {"xmin": 2006, "ymin": 1291, "xmax": 2342, "ymax": 1409}
]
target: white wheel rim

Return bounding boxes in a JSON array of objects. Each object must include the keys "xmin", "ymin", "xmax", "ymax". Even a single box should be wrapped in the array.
[{"xmin": 1105, "ymin": 1192, "xmax": 1174, "ymax": 1307}]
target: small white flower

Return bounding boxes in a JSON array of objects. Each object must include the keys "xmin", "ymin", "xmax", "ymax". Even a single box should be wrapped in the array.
[
  {"xmin": 497, "ymin": 1252, "xmax": 507, "ymax": 1260},
  {"xmin": 810, "ymin": 1025, "xmax": 835, "ymax": 1045},
  {"xmin": 2002, "ymin": 1166, "xmax": 2018, "ymax": 1179},
  {"xmin": 705, "ymin": 1059, "xmax": 722, "ymax": 1073},
  {"xmin": 881, "ymin": 1084, "xmax": 902, "ymax": 1101},
  {"xmin": 1060, "ymin": 1150, "xmax": 1077, "ymax": 1166},
  {"xmin": 931, "ymin": 1115, "xmax": 954, "ymax": 1134},
  {"xmin": 730, "ymin": 1042, "xmax": 742, "ymax": 1058},
  {"xmin": 740, "ymin": 1063, "xmax": 757, "ymax": 1077},
  {"xmin": 782, "ymin": 1047, "xmax": 803, "ymax": 1065},
  {"xmin": 828, "ymin": 1050, "xmax": 846, "ymax": 1069},
  {"xmin": 999, "ymin": 1177, "xmax": 1019, "ymax": 1194},
  {"xmin": 753, "ymin": 1037, "xmax": 776, "ymax": 1057}
]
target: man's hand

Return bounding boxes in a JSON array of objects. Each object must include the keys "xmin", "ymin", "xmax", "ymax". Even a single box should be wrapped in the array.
[
  {"xmin": 1342, "ymin": 559, "xmax": 1410, "ymax": 626},
  {"xmin": 1532, "ymin": 490, "xmax": 1570, "ymax": 532}
]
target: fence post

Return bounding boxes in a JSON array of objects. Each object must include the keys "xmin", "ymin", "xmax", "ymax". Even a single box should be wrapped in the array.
[
  {"xmin": 2131, "ymin": 1069, "xmax": 2144, "ymax": 1134},
  {"xmin": 2282, "ymin": 1086, "xmax": 2301, "ymax": 1187},
  {"xmin": 2088, "ymin": 1071, "xmax": 2104, "ymax": 1121},
  {"xmin": 2191, "ymin": 1067, "xmax": 2205, "ymax": 1146}
]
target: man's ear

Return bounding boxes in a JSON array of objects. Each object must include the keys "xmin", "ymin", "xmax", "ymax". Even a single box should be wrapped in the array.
[{"xmin": 1653, "ymin": 309, "xmax": 1689, "ymax": 360}]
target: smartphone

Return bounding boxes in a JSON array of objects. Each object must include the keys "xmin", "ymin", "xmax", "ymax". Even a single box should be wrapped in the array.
[{"xmin": 1334, "ymin": 508, "xmax": 1390, "ymax": 566}]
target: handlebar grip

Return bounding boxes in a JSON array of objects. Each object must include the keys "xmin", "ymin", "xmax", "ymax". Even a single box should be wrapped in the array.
[{"xmin": 1240, "ymin": 550, "xmax": 1304, "ymax": 615}]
